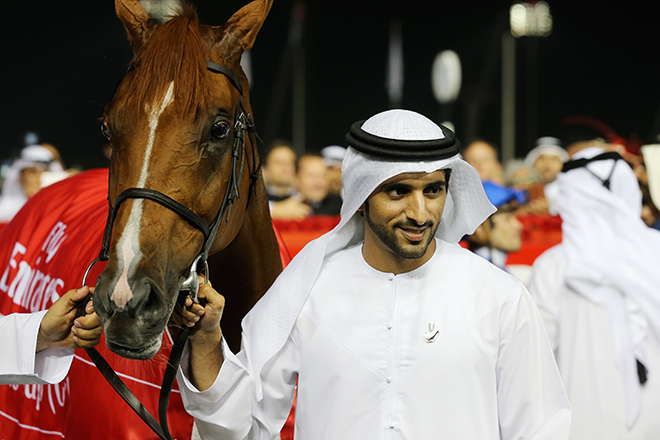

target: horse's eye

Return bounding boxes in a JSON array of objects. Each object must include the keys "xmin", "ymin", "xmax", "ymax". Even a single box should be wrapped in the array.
[
  {"xmin": 101, "ymin": 120, "xmax": 111, "ymax": 140},
  {"xmin": 211, "ymin": 120, "xmax": 231, "ymax": 140}
]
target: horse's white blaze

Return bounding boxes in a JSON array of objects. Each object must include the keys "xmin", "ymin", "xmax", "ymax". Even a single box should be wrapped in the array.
[{"xmin": 111, "ymin": 82, "xmax": 175, "ymax": 308}]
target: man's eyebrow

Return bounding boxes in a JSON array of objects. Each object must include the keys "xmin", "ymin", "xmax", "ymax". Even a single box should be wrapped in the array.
[
  {"xmin": 381, "ymin": 182, "xmax": 412, "ymax": 191},
  {"xmin": 425, "ymin": 180, "xmax": 447, "ymax": 188}
]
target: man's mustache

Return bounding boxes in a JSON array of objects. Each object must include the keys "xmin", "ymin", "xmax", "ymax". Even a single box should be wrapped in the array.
[{"xmin": 394, "ymin": 219, "xmax": 434, "ymax": 229}]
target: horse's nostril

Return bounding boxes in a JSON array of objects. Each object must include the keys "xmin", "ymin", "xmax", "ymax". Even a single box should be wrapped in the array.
[
  {"xmin": 93, "ymin": 286, "xmax": 114, "ymax": 319},
  {"xmin": 130, "ymin": 280, "xmax": 165, "ymax": 320},
  {"xmin": 142, "ymin": 284, "xmax": 157, "ymax": 310},
  {"xmin": 99, "ymin": 298, "xmax": 113, "ymax": 319}
]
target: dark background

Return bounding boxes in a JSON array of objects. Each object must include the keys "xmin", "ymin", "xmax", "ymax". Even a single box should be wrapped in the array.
[{"xmin": 2, "ymin": 1, "xmax": 659, "ymax": 170}]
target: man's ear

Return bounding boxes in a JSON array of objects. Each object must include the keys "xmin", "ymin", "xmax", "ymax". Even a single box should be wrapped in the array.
[{"xmin": 357, "ymin": 201, "xmax": 366, "ymax": 217}]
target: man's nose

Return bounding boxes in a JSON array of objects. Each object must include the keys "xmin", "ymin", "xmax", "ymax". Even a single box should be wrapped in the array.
[{"xmin": 405, "ymin": 192, "xmax": 428, "ymax": 224}]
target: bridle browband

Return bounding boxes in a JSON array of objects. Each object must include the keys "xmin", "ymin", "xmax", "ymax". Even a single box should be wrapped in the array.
[{"xmin": 79, "ymin": 61, "xmax": 261, "ymax": 440}]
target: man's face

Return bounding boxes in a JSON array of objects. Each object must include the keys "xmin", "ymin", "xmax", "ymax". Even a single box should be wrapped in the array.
[
  {"xmin": 534, "ymin": 154, "xmax": 563, "ymax": 182},
  {"xmin": 362, "ymin": 170, "xmax": 447, "ymax": 262},
  {"xmin": 486, "ymin": 211, "xmax": 523, "ymax": 252},
  {"xmin": 263, "ymin": 146, "xmax": 296, "ymax": 187},
  {"xmin": 463, "ymin": 141, "xmax": 502, "ymax": 182},
  {"xmin": 296, "ymin": 156, "xmax": 329, "ymax": 203}
]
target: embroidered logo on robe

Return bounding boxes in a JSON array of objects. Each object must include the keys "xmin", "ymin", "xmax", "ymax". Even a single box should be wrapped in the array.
[{"xmin": 424, "ymin": 323, "xmax": 439, "ymax": 343}]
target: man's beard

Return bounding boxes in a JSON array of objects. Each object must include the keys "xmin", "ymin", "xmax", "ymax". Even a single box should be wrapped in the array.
[{"xmin": 364, "ymin": 205, "xmax": 439, "ymax": 260}]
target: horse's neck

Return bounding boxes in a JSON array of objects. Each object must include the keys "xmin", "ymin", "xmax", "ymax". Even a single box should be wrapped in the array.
[{"xmin": 207, "ymin": 179, "xmax": 282, "ymax": 351}]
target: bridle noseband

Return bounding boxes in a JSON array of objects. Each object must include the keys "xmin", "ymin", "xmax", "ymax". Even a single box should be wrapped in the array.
[{"xmin": 80, "ymin": 61, "xmax": 261, "ymax": 440}]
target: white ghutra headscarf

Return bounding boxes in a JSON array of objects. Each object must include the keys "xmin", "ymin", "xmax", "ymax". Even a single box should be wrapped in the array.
[{"xmin": 243, "ymin": 109, "xmax": 495, "ymax": 399}]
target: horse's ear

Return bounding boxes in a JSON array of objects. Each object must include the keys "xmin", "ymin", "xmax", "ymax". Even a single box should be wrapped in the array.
[
  {"xmin": 214, "ymin": 0, "xmax": 273, "ymax": 64},
  {"xmin": 115, "ymin": 0, "xmax": 158, "ymax": 52}
]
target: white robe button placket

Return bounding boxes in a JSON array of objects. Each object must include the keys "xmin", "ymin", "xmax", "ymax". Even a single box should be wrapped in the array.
[{"xmin": 386, "ymin": 273, "xmax": 399, "ymax": 436}]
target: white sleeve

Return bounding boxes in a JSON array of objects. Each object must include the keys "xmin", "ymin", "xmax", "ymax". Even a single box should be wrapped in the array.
[
  {"xmin": 496, "ymin": 286, "xmax": 571, "ymax": 440},
  {"xmin": 177, "ymin": 334, "xmax": 298, "ymax": 440},
  {"xmin": 0, "ymin": 311, "xmax": 74, "ymax": 385}
]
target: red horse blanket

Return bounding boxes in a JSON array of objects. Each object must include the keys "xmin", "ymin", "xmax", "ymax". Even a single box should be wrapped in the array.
[{"xmin": 0, "ymin": 169, "xmax": 292, "ymax": 439}]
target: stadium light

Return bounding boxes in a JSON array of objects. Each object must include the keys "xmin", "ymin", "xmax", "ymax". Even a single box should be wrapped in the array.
[{"xmin": 510, "ymin": 2, "xmax": 553, "ymax": 38}]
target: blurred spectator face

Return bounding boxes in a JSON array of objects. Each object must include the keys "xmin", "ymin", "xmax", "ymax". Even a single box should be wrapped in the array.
[
  {"xmin": 487, "ymin": 211, "xmax": 524, "ymax": 252},
  {"xmin": 263, "ymin": 146, "xmax": 296, "ymax": 189},
  {"xmin": 296, "ymin": 155, "xmax": 329, "ymax": 203},
  {"xmin": 326, "ymin": 165, "xmax": 342, "ymax": 196},
  {"xmin": 534, "ymin": 154, "xmax": 564, "ymax": 182},
  {"xmin": 463, "ymin": 141, "xmax": 503, "ymax": 183},
  {"xmin": 19, "ymin": 167, "xmax": 43, "ymax": 199}
]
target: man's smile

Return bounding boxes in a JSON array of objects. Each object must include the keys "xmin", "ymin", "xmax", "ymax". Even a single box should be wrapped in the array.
[{"xmin": 397, "ymin": 224, "xmax": 431, "ymax": 243}]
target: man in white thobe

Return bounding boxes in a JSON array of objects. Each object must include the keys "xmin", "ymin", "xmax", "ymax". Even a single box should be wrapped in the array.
[
  {"xmin": 176, "ymin": 109, "xmax": 571, "ymax": 439},
  {"xmin": 528, "ymin": 146, "xmax": 660, "ymax": 439},
  {"xmin": 0, "ymin": 286, "xmax": 102, "ymax": 384}
]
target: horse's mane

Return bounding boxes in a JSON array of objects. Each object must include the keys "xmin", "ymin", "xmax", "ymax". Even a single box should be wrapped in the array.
[{"xmin": 127, "ymin": 3, "xmax": 210, "ymax": 114}]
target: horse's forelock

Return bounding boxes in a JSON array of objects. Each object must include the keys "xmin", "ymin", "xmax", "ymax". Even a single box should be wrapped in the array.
[{"xmin": 126, "ymin": 4, "xmax": 211, "ymax": 115}]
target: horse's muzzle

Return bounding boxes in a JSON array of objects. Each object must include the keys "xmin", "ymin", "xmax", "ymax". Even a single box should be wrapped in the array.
[{"xmin": 94, "ymin": 274, "xmax": 173, "ymax": 359}]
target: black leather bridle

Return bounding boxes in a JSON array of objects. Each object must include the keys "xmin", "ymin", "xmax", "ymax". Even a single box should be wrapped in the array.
[{"xmin": 79, "ymin": 61, "xmax": 261, "ymax": 440}]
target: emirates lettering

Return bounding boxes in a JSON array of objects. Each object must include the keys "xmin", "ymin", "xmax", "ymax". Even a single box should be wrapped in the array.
[
  {"xmin": 0, "ymin": 223, "xmax": 67, "ymax": 311},
  {"xmin": 42, "ymin": 221, "xmax": 68, "ymax": 263}
]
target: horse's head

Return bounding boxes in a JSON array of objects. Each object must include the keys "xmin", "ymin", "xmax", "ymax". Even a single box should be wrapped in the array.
[{"xmin": 93, "ymin": 0, "xmax": 272, "ymax": 359}]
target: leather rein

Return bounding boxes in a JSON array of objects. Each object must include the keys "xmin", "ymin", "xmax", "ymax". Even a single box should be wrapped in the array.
[{"xmin": 79, "ymin": 61, "xmax": 260, "ymax": 440}]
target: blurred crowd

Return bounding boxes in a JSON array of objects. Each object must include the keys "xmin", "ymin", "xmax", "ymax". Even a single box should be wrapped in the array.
[
  {"xmin": 3, "ymin": 118, "xmax": 659, "ymax": 242},
  {"xmin": 0, "ymin": 140, "xmax": 80, "ymax": 224},
  {"xmin": 461, "ymin": 118, "xmax": 660, "ymax": 276},
  {"xmin": 262, "ymin": 117, "xmax": 660, "ymax": 239},
  {"xmin": 262, "ymin": 139, "xmax": 345, "ymax": 220}
]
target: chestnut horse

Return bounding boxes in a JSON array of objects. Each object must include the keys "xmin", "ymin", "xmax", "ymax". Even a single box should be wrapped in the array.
[{"xmin": 94, "ymin": 0, "xmax": 281, "ymax": 359}]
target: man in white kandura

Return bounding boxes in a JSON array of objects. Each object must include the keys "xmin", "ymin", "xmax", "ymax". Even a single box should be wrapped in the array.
[
  {"xmin": 0, "ymin": 286, "xmax": 102, "ymax": 385},
  {"xmin": 177, "ymin": 109, "xmax": 571, "ymax": 439},
  {"xmin": 528, "ymin": 146, "xmax": 660, "ymax": 439}
]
